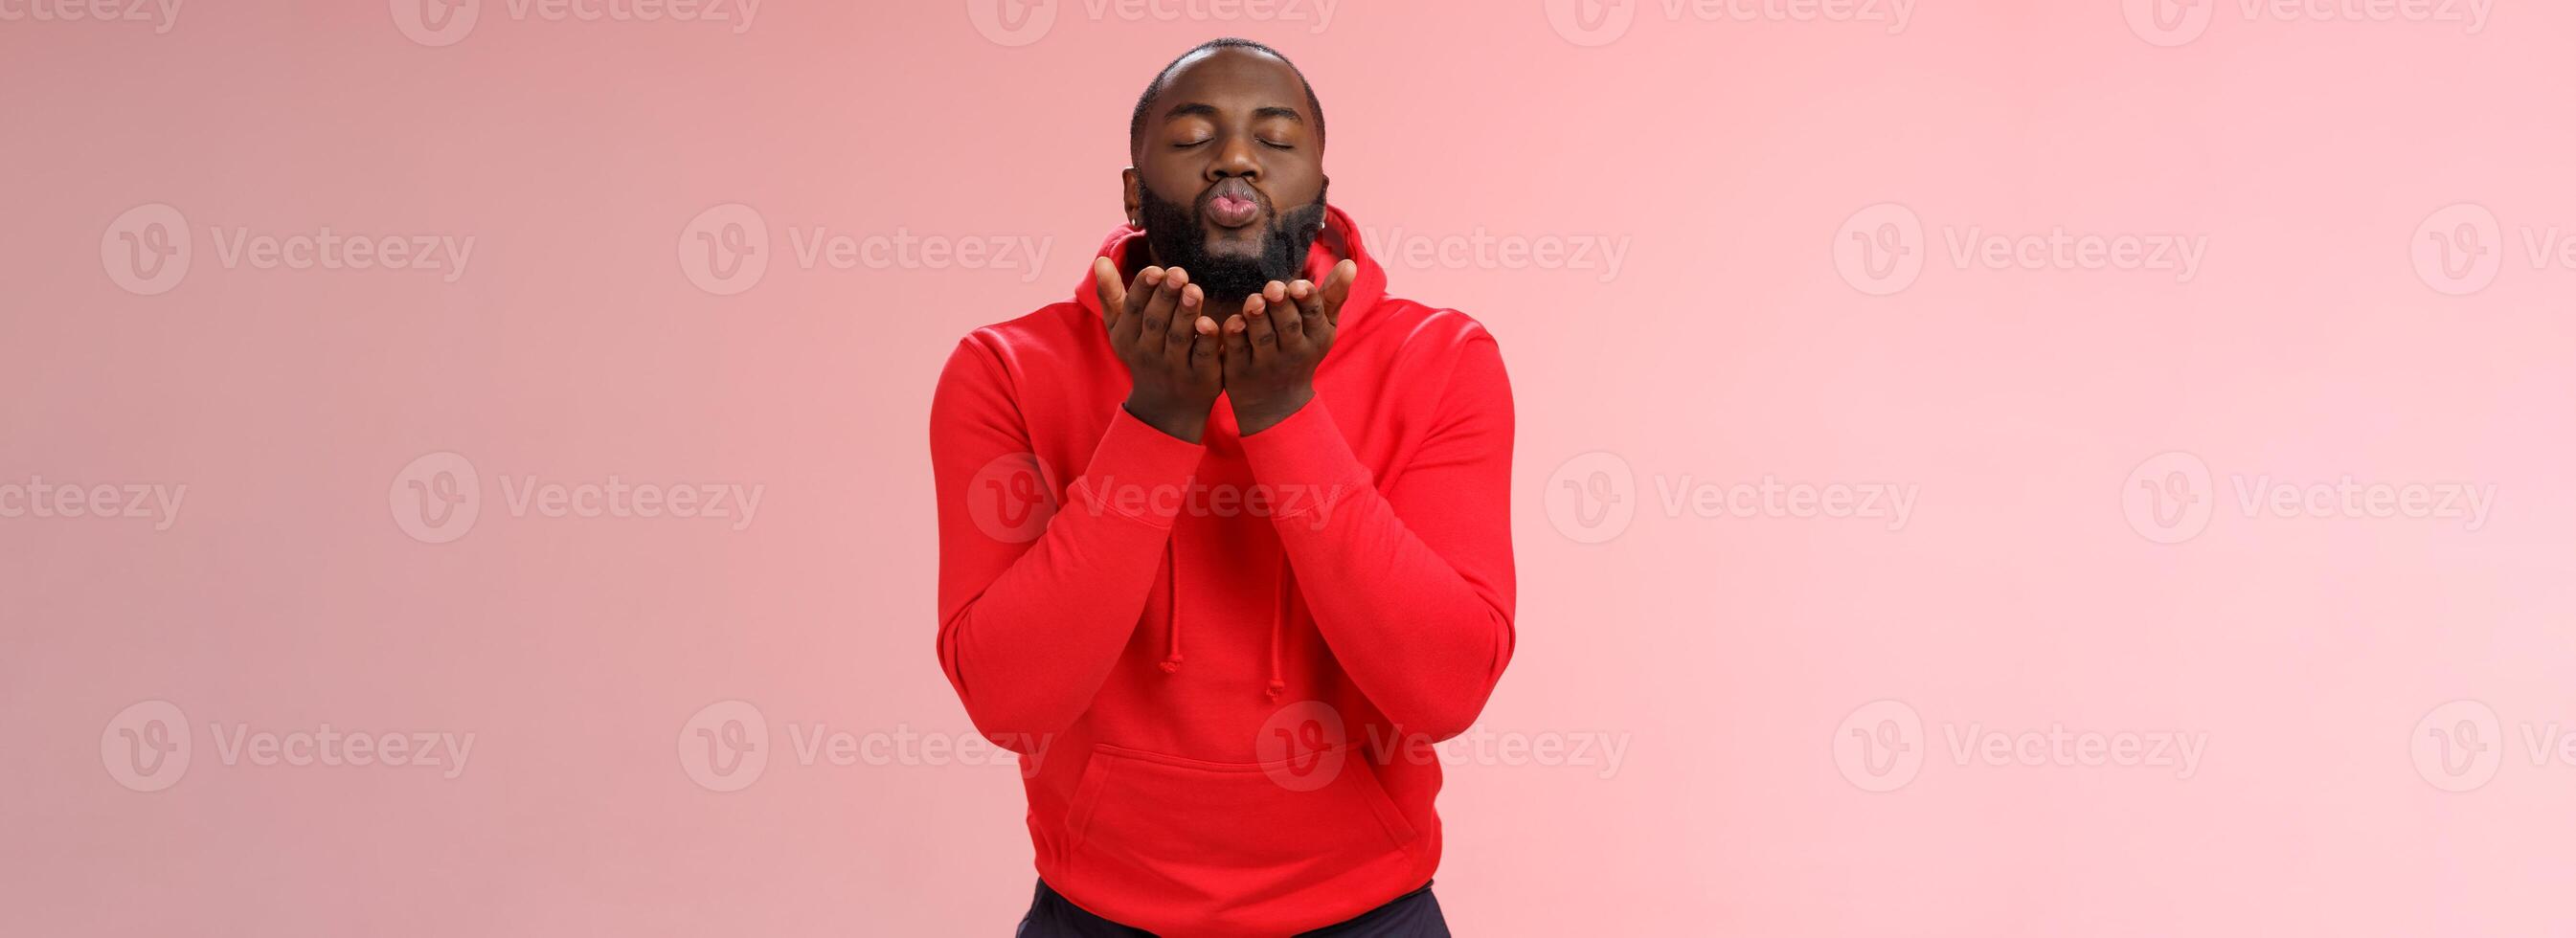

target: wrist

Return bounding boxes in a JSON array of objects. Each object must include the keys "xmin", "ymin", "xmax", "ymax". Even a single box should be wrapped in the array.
[
  {"xmin": 1230, "ymin": 385, "xmax": 1314, "ymax": 436},
  {"xmin": 1124, "ymin": 393, "xmax": 1209, "ymax": 443}
]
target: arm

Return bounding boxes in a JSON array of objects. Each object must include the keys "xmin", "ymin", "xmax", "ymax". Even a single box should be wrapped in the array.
[
  {"xmin": 1240, "ymin": 332, "xmax": 1518, "ymax": 742},
  {"xmin": 930, "ymin": 260, "xmax": 1223, "ymax": 749}
]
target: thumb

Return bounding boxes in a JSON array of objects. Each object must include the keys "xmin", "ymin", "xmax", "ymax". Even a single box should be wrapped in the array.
[
  {"xmin": 1322, "ymin": 258, "xmax": 1357, "ymax": 324},
  {"xmin": 1093, "ymin": 257, "xmax": 1125, "ymax": 330}
]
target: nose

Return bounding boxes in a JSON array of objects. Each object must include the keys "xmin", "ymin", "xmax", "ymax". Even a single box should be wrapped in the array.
[{"xmin": 1207, "ymin": 134, "xmax": 1261, "ymax": 183}]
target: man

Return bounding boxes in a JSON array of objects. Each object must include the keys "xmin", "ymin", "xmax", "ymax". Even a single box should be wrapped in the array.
[{"xmin": 931, "ymin": 38, "xmax": 1514, "ymax": 937}]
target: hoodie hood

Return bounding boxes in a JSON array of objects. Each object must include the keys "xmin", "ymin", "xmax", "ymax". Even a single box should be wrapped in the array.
[{"xmin": 1074, "ymin": 203, "xmax": 1389, "ymax": 332}]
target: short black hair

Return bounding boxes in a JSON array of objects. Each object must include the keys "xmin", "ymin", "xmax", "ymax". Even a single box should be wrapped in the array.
[{"xmin": 1129, "ymin": 38, "xmax": 1325, "ymax": 163}]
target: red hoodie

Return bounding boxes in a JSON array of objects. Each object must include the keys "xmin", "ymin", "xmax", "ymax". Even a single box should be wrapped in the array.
[{"xmin": 930, "ymin": 205, "xmax": 1515, "ymax": 937}]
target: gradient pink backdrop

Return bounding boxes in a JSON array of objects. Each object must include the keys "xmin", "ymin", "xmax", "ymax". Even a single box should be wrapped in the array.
[{"xmin": 7, "ymin": 1, "xmax": 2574, "ymax": 934}]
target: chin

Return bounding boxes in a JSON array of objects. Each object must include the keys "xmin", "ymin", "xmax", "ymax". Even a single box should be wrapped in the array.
[{"xmin": 1201, "ymin": 236, "xmax": 1266, "ymax": 257}]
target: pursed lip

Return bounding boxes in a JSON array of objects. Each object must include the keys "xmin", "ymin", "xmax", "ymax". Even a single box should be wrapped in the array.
[{"xmin": 1199, "ymin": 179, "xmax": 1267, "ymax": 230}]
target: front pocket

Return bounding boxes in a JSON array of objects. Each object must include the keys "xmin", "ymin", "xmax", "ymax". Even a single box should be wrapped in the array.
[{"xmin": 1061, "ymin": 743, "xmax": 1418, "ymax": 884}]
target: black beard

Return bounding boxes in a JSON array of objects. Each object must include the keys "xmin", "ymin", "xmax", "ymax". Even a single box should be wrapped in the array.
[{"xmin": 1137, "ymin": 180, "xmax": 1329, "ymax": 306}]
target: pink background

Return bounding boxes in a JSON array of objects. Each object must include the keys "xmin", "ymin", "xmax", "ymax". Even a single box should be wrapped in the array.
[{"xmin": 8, "ymin": 1, "xmax": 2575, "ymax": 934}]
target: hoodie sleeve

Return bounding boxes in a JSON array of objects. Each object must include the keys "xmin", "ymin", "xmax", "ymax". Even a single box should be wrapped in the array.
[
  {"xmin": 930, "ymin": 336, "xmax": 1204, "ymax": 751},
  {"xmin": 1238, "ymin": 331, "xmax": 1516, "ymax": 742}
]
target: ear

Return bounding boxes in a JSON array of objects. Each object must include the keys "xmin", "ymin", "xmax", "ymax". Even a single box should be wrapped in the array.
[{"xmin": 1120, "ymin": 168, "xmax": 1143, "ymax": 229}]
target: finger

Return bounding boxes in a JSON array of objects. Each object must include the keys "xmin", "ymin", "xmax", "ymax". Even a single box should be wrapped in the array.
[
  {"xmin": 1264, "ymin": 280, "xmax": 1303, "ymax": 351},
  {"xmin": 1136, "ymin": 267, "xmax": 1178, "ymax": 351},
  {"xmin": 1122, "ymin": 265, "xmax": 1164, "ymax": 346},
  {"xmin": 1164, "ymin": 277, "xmax": 1202, "ymax": 365},
  {"xmin": 1222, "ymin": 314, "xmax": 1252, "ymax": 378},
  {"xmin": 1092, "ymin": 257, "xmax": 1126, "ymax": 333},
  {"xmin": 1127, "ymin": 265, "xmax": 1161, "ymax": 321},
  {"xmin": 1286, "ymin": 279, "xmax": 1322, "ymax": 347},
  {"xmin": 1320, "ymin": 258, "xmax": 1357, "ymax": 326},
  {"xmin": 1289, "ymin": 277, "xmax": 1337, "ymax": 349},
  {"xmin": 1241, "ymin": 293, "xmax": 1277, "ymax": 359},
  {"xmin": 1189, "ymin": 314, "xmax": 1221, "ymax": 382}
]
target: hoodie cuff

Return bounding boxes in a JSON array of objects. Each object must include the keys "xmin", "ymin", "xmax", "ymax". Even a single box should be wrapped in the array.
[
  {"xmin": 1069, "ymin": 405, "xmax": 1208, "ymax": 529},
  {"xmin": 1238, "ymin": 398, "xmax": 1374, "ymax": 523}
]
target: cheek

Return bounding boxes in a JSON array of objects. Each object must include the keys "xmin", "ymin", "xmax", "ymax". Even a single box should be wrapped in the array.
[
  {"xmin": 1271, "ymin": 170, "xmax": 1324, "ymax": 204},
  {"xmin": 1141, "ymin": 163, "xmax": 1200, "ymax": 199}
]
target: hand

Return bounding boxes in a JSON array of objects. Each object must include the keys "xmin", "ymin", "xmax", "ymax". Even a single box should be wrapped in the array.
[
  {"xmin": 1222, "ymin": 258, "xmax": 1356, "ymax": 436},
  {"xmin": 1094, "ymin": 257, "xmax": 1222, "ymax": 442}
]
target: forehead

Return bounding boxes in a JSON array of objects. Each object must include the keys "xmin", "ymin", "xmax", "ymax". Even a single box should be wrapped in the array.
[{"xmin": 1154, "ymin": 48, "xmax": 1307, "ymax": 115}]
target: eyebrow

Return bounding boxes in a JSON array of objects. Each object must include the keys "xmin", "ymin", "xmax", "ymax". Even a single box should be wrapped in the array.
[{"xmin": 1160, "ymin": 101, "xmax": 1306, "ymax": 126}]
